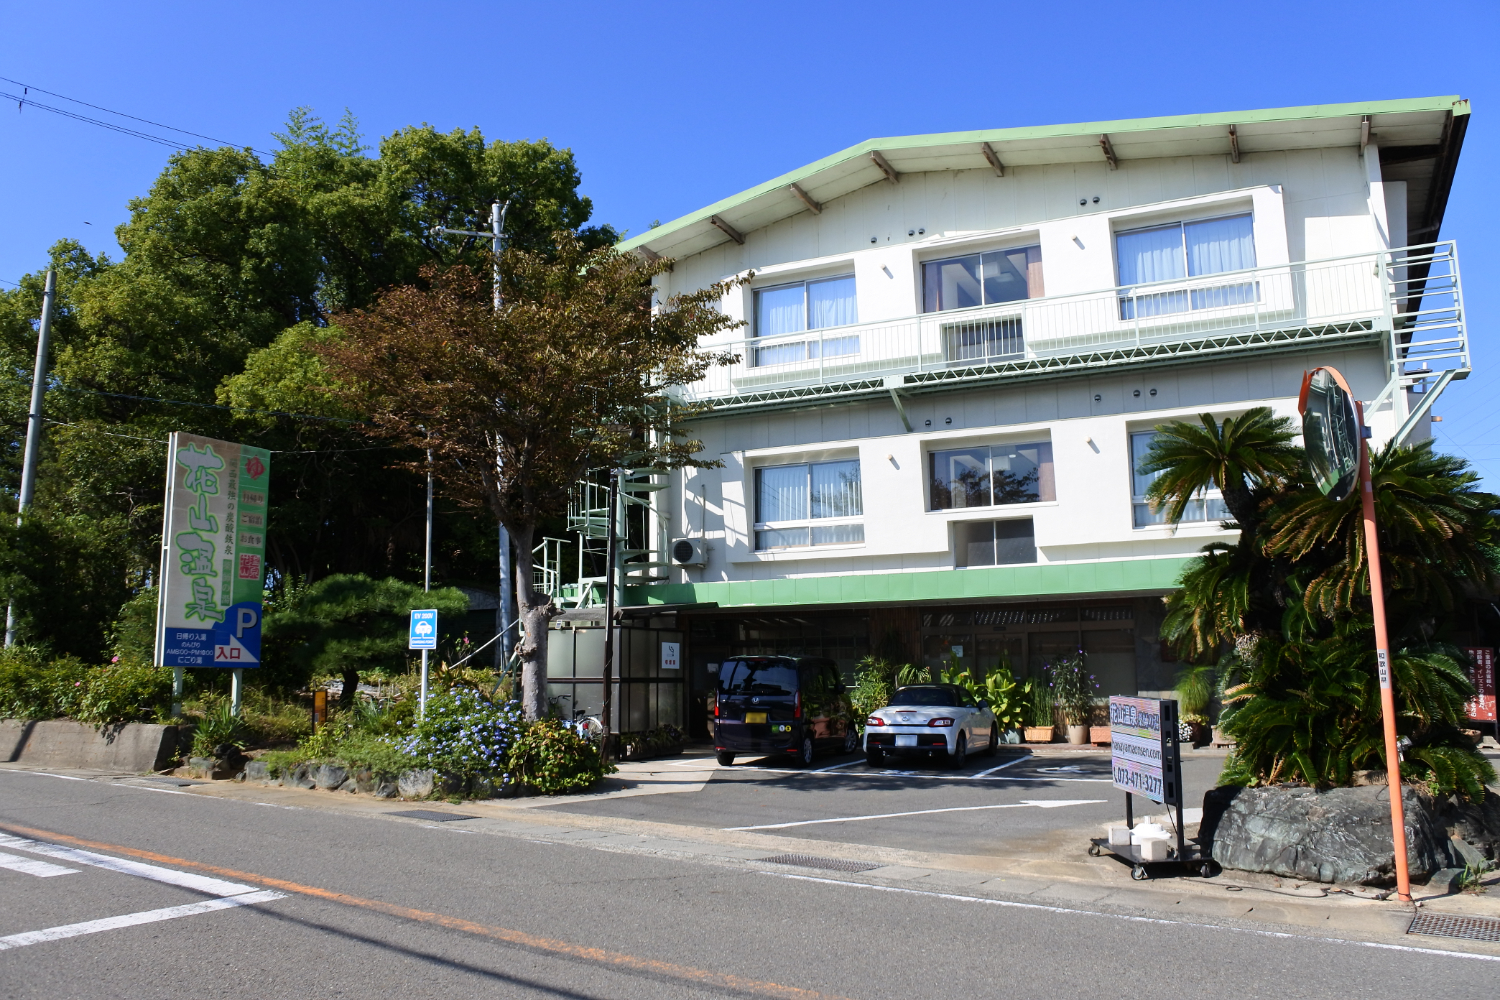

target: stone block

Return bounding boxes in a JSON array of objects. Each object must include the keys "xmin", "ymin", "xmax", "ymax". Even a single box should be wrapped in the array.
[
  {"xmin": 283, "ymin": 763, "xmax": 316, "ymax": 789},
  {"xmin": 1202, "ymin": 784, "xmax": 1456, "ymax": 884},
  {"xmin": 398, "ymin": 769, "xmax": 435, "ymax": 798},
  {"xmin": 243, "ymin": 760, "xmax": 274, "ymax": 783},
  {"xmin": 373, "ymin": 781, "xmax": 398, "ymax": 799},
  {"xmin": 336, "ymin": 778, "xmax": 357, "ymax": 793},
  {"xmin": 312, "ymin": 764, "xmax": 348, "ymax": 790}
]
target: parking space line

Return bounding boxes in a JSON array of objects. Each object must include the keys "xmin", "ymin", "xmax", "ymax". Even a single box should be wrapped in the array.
[
  {"xmin": 810, "ymin": 760, "xmax": 863, "ymax": 773},
  {"xmin": 0, "ymin": 851, "xmax": 79, "ymax": 878},
  {"xmin": 760, "ymin": 872, "xmax": 1500, "ymax": 964},
  {"xmin": 0, "ymin": 890, "xmax": 286, "ymax": 951},
  {"xmin": 727, "ymin": 798, "xmax": 1106, "ymax": 831},
  {"xmin": 968, "ymin": 754, "xmax": 1032, "ymax": 779},
  {"xmin": 0, "ymin": 835, "xmax": 259, "ymax": 897}
]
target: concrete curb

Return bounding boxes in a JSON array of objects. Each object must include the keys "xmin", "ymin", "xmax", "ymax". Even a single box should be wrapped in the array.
[{"xmin": 1, "ymin": 720, "xmax": 181, "ymax": 772}]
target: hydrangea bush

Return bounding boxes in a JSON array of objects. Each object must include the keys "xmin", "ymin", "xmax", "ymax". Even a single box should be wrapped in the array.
[{"xmin": 392, "ymin": 688, "xmax": 523, "ymax": 778}]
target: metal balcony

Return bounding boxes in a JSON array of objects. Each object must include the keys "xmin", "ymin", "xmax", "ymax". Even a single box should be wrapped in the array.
[{"xmin": 674, "ymin": 242, "xmax": 1467, "ymax": 416}]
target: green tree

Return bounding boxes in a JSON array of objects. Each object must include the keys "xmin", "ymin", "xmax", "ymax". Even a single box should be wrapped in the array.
[
  {"xmin": 262, "ymin": 573, "xmax": 468, "ymax": 705},
  {"xmin": 317, "ymin": 237, "xmax": 741, "ymax": 719}
]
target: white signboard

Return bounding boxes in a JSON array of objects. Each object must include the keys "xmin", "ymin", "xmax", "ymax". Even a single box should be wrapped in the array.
[
  {"xmin": 661, "ymin": 641, "xmax": 680, "ymax": 671},
  {"xmin": 154, "ymin": 433, "xmax": 270, "ymax": 668},
  {"xmin": 1109, "ymin": 696, "xmax": 1169, "ymax": 804}
]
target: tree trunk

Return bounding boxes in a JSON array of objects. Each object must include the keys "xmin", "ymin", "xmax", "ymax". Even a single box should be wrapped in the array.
[
  {"xmin": 509, "ymin": 521, "xmax": 552, "ymax": 720},
  {"xmin": 339, "ymin": 665, "xmax": 360, "ymax": 709}
]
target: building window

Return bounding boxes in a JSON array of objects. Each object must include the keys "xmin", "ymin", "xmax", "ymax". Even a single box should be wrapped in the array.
[
  {"xmin": 955, "ymin": 519, "xmax": 1036, "ymax": 567},
  {"xmin": 1116, "ymin": 214, "xmax": 1257, "ymax": 319},
  {"xmin": 923, "ymin": 246, "xmax": 1044, "ymax": 313},
  {"xmin": 930, "ymin": 442, "xmax": 1054, "ymax": 510},
  {"xmin": 1130, "ymin": 431, "xmax": 1228, "ymax": 528},
  {"xmin": 753, "ymin": 275, "xmax": 858, "ymax": 367},
  {"xmin": 755, "ymin": 459, "xmax": 864, "ymax": 550}
]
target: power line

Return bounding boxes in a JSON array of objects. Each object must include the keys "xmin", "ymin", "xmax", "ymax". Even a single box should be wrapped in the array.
[
  {"xmin": 55, "ymin": 385, "xmax": 365, "ymax": 424},
  {"xmin": 0, "ymin": 74, "xmax": 271, "ymax": 156}
]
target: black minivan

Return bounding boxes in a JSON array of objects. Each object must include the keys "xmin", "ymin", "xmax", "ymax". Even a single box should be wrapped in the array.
[{"xmin": 713, "ymin": 656, "xmax": 859, "ymax": 767}]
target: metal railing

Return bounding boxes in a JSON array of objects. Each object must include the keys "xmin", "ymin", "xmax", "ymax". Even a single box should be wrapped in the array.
[{"xmin": 675, "ymin": 243, "xmax": 1465, "ymax": 412}]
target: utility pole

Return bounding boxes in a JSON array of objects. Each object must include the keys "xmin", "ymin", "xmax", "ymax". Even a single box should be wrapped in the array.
[
  {"xmin": 420, "ymin": 429, "xmax": 433, "ymax": 717},
  {"xmin": 6, "ymin": 270, "xmax": 57, "ymax": 648},
  {"xmin": 430, "ymin": 200, "xmax": 516, "ymax": 670}
]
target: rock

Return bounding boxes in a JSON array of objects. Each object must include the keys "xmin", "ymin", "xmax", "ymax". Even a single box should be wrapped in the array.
[
  {"xmin": 352, "ymin": 769, "xmax": 375, "ymax": 793},
  {"xmin": 336, "ymin": 778, "xmax": 357, "ymax": 793},
  {"xmin": 243, "ymin": 760, "xmax": 272, "ymax": 783},
  {"xmin": 1427, "ymin": 867, "xmax": 1466, "ymax": 894},
  {"xmin": 1202, "ymin": 785, "xmax": 1456, "ymax": 884},
  {"xmin": 398, "ymin": 769, "xmax": 435, "ymax": 799},
  {"xmin": 185, "ymin": 757, "xmax": 215, "ymax": 779},
  {"xmin": 373, "ymin": 781, "xmax": 398, "ymax": 799},
  {"xmin": 1351, "ymin": 770, "xmax": 1386, "ymax": 786},
  {"xmin": 283, "ymin": 763, "xmax": 316, "ymax": 789},
  {"xmin": 438, "ymin": 773, "xmax": 468, "ymax": 797},
  {"xmin": 1437, "ymin": 789, "xmax": 1500, "ymax": 862},
  {"xmin": 312, "ymin": 764, "xmax": 348, "ymax": 790},
  {"xmin": 468, "ymin": 774, "xmax": 513, "ymax": 799}
]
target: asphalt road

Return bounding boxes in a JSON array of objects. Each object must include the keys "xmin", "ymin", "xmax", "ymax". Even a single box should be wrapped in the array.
[
  {"xmin": 540, "ymin": 748, "xmax": 1225, "ymax": 858},
  {"xmin": 2, "ymin": 767, "xmax": 1496, "ymax": 999}
]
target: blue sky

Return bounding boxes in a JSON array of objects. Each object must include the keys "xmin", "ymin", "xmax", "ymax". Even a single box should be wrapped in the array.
[{"xmin": 2, "ymin": 1, "xmax": 1498, "ymax": 482}]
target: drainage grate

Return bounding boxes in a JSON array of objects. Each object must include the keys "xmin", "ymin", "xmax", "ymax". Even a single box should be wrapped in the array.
[
  {"xmin": 1408, "ymin": 912, "xmax": 1500, "ymax": 943},
  {"xmin": 387, "ymin": 809, "xmax": 478, "ymax": 823},
  {"xmin": 756, "ymin": 853, "xmax": 881, "ymax": 873}
]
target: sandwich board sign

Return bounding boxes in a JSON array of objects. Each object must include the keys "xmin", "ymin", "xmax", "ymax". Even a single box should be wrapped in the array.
[
  {"xmin": 154, "ymin": 433, "xmax": 270, "ymax": 668},
  {"xmin": 1108, "ymin": 696, "xmax": 1182, "ymax": 807},
  {"xmin": 409, "ymin": 610, "xmax": 438, "ymax": 650}
]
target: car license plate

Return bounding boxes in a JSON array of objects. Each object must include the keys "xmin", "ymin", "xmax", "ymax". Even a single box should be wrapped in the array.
[
  {"xmin": 895, "ymin": 734, "xmax": 917, "ymax": 747},
  {"xmin": 745, "ymin": 712, "xmax": 768, "ymax": 724}
]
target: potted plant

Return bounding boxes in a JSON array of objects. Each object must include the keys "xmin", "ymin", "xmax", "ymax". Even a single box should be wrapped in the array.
[
  {"xmin": 1021, "ymin": 678, "xmax": 1055, "ymax": 743},
  {"xmin": 1049, "ymin": 656, "xmax": 1098, "ymax": 745},
  {"xmin": 1174, "ymin": 664, "xmax": 1216, "ymax": 747}
]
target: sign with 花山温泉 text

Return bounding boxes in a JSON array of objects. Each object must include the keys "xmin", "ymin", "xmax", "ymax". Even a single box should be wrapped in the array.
[
  {"xmin": 154, "ymin": 433, "xmax": 271, "ymax": 669},
  {"xmin": 1109, "ymin": 696, "xmax": 1181, "ymax": 805},
  {"xmin": 1464, "ymin": 647, "xmax": 1496, "ymax": 722}
]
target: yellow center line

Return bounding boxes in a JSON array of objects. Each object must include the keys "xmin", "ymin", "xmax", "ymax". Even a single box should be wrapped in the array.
[{"xmin": 0, "ymin": 821, "xmax": 851, "ymax": 1000}]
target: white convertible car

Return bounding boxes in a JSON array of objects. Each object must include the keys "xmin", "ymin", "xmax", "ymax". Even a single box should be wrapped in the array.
[{"xmin": 864, "ymin": 683, "xmax": 998, "ymax": 767}]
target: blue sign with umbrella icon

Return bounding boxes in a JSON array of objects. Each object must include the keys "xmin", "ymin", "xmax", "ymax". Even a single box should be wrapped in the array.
[{"xmin": 409, "ymin": 609, "xmax": 438, "ymax": 650}]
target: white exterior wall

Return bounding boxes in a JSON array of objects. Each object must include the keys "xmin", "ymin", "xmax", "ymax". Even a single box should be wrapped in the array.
[{"xmin": 657, "ymin": 145, "xmax": 1398, "ymax": 588}]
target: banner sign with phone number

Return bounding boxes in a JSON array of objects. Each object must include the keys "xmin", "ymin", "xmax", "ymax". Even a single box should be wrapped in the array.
[{"xmin": 1109, "ymin": 696, "xmax": 1181, "ymax": 805}]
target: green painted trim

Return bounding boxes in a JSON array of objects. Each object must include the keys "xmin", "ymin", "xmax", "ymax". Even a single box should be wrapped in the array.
[
  {"xmin": 618, "ymin": 96, "xmax": 1463, "ymax": 254},
  {"xmin": 624, "ymin": 557, "xmax": 1196, "ymax": 608}
]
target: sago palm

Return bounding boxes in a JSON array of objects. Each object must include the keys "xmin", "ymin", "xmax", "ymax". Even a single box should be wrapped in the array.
[
  {"xmin": 1139, "ymin": 406, "xmax": 1302, "ymax": 530},
  {"xmin": 1265, "ymin": 440, "xmax": 1499, "ymax": 623}
]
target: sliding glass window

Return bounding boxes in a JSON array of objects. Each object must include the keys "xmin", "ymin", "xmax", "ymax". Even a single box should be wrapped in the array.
[
  {"xmin": 753, "ymin": 275, "xmax": 858, "ymax": 367},
  {"xmin": 930, "ymin": 442, "xmax": 1054, "ymax": 510},
  {"xmin": 923, "ymin": 246, "xmax": 1043, "ymax": 313},
  {"xmin": 1129, "ymin": 431, "xmax": 1228, "ymax": 528},
  {"xmin": 755, "ymin": 460, "xmax": 863, "ymax": 550},
  {"xmin": 1116, "ymin": 214, "xmax": 1257, "ymax": 319}
]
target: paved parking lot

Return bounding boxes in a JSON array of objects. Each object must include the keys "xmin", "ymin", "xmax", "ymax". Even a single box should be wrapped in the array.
[{"xmin": 537, "ymin": 746, "xmax": 1227, "ymax": 861}]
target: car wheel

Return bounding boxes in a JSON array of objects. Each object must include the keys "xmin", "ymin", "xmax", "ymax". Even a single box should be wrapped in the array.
[
  {"xmin": 865, "ymin": 746, "xmax": 884, "ymax": 767},
  {"xmin": 715, "ymin": 751, "xmax": 735, "ymax": 766},
  {"xmin": 986, "ymin": 726, "xmax": 999, "ymax": 757},
  {"xmin": 796, "ymin": 735, "xmax": 815, "ymax": 767},
  {"xmin": 950, "ymin": 734, "xmax": 967, "ymax": 769},
  {"xmin": 843, "ymin": 727, "xmax": 860, "ymax": 755}
]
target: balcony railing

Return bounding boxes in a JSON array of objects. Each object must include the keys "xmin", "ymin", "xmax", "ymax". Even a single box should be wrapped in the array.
[{"xmin": 674, "ymin": 243, "xmax": 1466, "ymax": 412}]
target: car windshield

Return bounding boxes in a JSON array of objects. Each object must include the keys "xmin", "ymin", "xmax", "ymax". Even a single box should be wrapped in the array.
[
  {"xmin": 889, "ymin": 686, "xmax": 961, "ymax": 707},
  {"xmin": 719, "ymin": 660, "xmax": 798, "ymax": 697}
]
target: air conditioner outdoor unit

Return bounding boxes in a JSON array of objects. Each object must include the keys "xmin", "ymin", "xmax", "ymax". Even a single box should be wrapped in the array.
[{"xmin": 671, "ymin": 538, "xmax": 707, "ymax": 567}]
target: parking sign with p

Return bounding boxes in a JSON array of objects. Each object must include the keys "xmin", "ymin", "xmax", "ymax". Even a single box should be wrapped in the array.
[{"xmin": 409, "ymin": 609, "xmax": 438, "ymax": 650}]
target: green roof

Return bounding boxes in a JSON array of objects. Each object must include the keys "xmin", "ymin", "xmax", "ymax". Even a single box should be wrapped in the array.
[{"xmin": 621, "ymin": 96, "xmax": 1468, "ymax": 260}]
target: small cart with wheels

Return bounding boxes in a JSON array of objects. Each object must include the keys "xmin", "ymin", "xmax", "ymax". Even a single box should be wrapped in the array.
[{"xmin": 1087, "ymin": 697, "xmax": 1216, "ymax": 881}]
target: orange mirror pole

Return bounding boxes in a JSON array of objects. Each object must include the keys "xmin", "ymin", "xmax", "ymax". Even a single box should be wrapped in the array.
[{"xmin": 1356, "ymin": 401, "xmax": 1411, "ymax": 902}]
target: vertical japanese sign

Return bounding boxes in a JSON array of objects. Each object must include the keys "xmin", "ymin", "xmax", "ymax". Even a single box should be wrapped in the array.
[
  {"xmin": 154, "ymin": 433, "xmax": 271, "ymax": 668},
  {"xmin": 661, "ymin": 642, "xmax": 680, "ymax": 671},
  {"xmin": 1463, "ymin": 647, "xmax": 1496, "ymax": 722},
  {"xmin": 1108, "ymin": 696, "xmax": 1182, "ymax": 806}
]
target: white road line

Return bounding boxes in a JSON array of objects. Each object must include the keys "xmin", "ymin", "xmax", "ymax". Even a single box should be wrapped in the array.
[
  {"xmin": 759, "ymin": 872, "xmax": 1500, "ymax": 964},
  {"xmin": 0, "ymin": 835, "xmax": 257, "ymax": 897},
  {"xmin": 727, "ymin": 798, "xmax": 1106, "ymax": 831},
  {"xmin": 0, "ymin": 851, "xmax": 79, "ymax": 877},
  {"xmin": 968, "ymin": 754, "xmax": 1033, "ymax": 779},
  {"xmin": 0, "ymin": 890, "xmax": 286, "ymax": 951},
  {"xmin": 810, "ymin": 759, "xmax": 864, "ymax": 773}
]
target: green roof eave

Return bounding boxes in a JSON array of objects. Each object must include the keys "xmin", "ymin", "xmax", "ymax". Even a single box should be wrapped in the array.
[{"xmin": 618, "ymin": 95, "xmax": 1466, "ymax": 255}]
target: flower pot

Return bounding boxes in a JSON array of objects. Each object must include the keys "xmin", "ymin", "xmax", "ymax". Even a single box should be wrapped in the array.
[
  {"xmin": 1089, "ymin": 726, "xmax": 1112, "ymax": 746},
  {"xmin": 1066, "ymin": 724, "xmax": 1090, "ymax": 745},
  {"xmin": 1023, "ymin": 726, "xmax": 1054, "ymax": 743}
]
